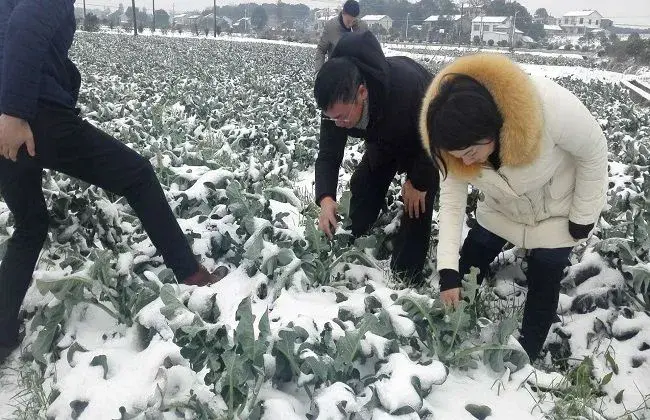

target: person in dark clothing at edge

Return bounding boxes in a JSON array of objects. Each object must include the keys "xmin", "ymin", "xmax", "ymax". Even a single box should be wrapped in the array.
[
  {"xmin": 0, "ymin": 0, "xmax": 221, "ymax": 363},
  {"xmin": 314, "ymin": 31, "xmax": 439, "ymax": 284},
  {"xmin": 314, "ymin": 0, "xmax": 368, "ymax": 73}
]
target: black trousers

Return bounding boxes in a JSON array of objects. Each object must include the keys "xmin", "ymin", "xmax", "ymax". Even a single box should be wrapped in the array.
[
  {"xmin": 349, "ymin": 154, "xmax": 435, "ymax": 283},
  {"xmin": 0, "ymin": 103, "xmax": 198, "ymax": 346},
  {"xmin": 459, "ymin": 223, "xmax": 571, "ymax": 361}
]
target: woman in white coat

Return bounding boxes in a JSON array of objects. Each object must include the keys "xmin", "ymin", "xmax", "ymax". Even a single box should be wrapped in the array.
[{"xmin": 419, "ymin": 54, "xmax": 608, "ymax": 361}]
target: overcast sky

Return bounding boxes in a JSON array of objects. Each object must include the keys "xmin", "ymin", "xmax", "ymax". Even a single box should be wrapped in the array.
[{"xmin": 86, "ymin": 0, "xmax": 650, "ymax": 27}]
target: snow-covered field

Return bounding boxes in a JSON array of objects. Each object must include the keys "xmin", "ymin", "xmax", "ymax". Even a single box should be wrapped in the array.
[{"xmin": 0, "ymin": 32, "xmax": 649, "ymax": 420}]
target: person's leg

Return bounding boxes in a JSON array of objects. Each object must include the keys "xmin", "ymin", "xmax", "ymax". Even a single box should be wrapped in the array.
[
  {"xmin": 390, "ymin": 187, "xmax": 436, "ymax": 284},
  {"xmin": 348, "ymin": 154, "xmax": 396, "ymax": 237},
  {"xmin": 519, "ymin": 247, "xmax": 572, "ymax": 361},
  {"xmin": 30, "ymin": 104, "xmax": 200, "ymax": 281},
  {"xmin": 0, "ymin": 159, "xmax": 48, "ymax": 347},
  {"xmin": 458, "ymin": 223, "xmax": 508, "ymax": 284}
]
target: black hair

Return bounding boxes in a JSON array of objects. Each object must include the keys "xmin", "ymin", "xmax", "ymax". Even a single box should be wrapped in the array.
[
  {"xmin": 314, "ymin": 57, "xmax": 364, "ymax": 111},
  {"xmin": 342, "ymin": 0, "xmax": 360, "ymax": 17},
  {"xmin": 424, "ymin": 74, "xmax": 503, "ymax": 177}
]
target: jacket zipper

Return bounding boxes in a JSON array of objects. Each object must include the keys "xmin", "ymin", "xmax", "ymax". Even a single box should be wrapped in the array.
[{"xmin": 496, "ymin": 169, "xmax": 536, "ymax": 225}]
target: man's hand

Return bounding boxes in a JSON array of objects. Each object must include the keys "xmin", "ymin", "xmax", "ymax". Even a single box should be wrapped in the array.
[
  {"xmin": 318, "ymin": 196, "xmax": 338, "ymax": 239},
  {"xmin": 440, "ymin": 287, "xmax": 461, "ymax": 308},
  {"xmin": 0, "ymin": 114, "xmax": 35, "ymax": 162},
  {"xmin": 401, "ymin": 179, "xmax": 427, "ymax": 219}
]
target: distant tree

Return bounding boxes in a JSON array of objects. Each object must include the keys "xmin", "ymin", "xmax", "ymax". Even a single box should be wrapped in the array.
[
  {"xmin": 534, "ymin": 8, "xmax": 548, "ymax": 20},
  {"xmin": 626, "ymin": 33, "xmax": 645, "ymax": 57},
  {"xmin": 154, "ymin": 9, "xmax": 170, "ymax": 28},
  {"xmin": 216, "ymin": 25, "xmax": 222, "ymax": 35},
  {"xmin": 251, "ymin": 6, "xmax": 268, "ymax": 30},
  {"xmin": 528, "ymin": 22, "xmax": 546, "ymax": 41},
  {"xmin": 85, "ymin": 13, "xmax": 100, "ymax": 32}
]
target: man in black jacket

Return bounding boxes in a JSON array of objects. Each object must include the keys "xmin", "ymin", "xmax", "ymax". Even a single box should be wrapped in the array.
[{"xmin": 314, "ymin": 31, "xmax": 438, "ymax": 284}]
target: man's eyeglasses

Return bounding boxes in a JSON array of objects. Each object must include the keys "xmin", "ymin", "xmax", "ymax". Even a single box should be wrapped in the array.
[{"xmin": 321, "ymin": 95, "xmax": 358, "ymax": 124}]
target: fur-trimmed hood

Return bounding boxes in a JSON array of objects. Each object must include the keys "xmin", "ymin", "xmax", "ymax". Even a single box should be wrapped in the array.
[{"xmin": 419, "ymin": 54, "xmax": 544, "ymax": 179}]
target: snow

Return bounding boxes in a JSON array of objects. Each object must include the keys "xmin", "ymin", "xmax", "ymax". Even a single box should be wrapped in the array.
[
  {"xmin": 375, "ymin": 352, "xmax": 447, "ymax": 413},
  {"xmin": 3, "ymin": 31, "xmax": 650, "ymax": 420}
]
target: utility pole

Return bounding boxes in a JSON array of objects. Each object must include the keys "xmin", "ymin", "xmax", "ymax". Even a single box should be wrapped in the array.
[
  {"xmin": 131, "ymin": 0, "xmax": 137, "ymax": 35},
  {"xmin": 510, "ymin": 10, "xmax": 519, "ymax": 49},
  {"xmin": 406, "ymin": 12, "xmax": 410, "ymax": 39},
  {"xmin": 213, "ymin": 0, "xmax": 217, "ymax": 37},
  {"xmin": 152, "ymin": 0, "xmax": 155, "ymax": 32},
  {"xmin": 458, "ymin": 2, "xmax": 463, "ymax": 47},
  {"xmin": 83, "ymin": 0, "xmax": 86, "ymax": 29}
]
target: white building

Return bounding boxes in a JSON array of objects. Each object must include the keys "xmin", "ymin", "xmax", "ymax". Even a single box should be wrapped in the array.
[
  {"xmin": 471, "ymin": 16, "xmax": 511, "ymax": 43},
  {"xmin": 544, "ymin": 24, "xmax": 564, "ymax": 37},
  {"xmin": 361, "ymin": 15, "xmax": 393, "ymax": 32},
  {"xmin": 560, "ymin": 10, "xmax": 603, "ymax": 35}
]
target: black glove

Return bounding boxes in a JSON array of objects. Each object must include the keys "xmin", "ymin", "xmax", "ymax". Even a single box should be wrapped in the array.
[
  {"xmin": 569, "ymin": 221, "xmax": 594, "ymax": 241},
  {"xmin": 439, "ymin": 269, "xmax": 462, "ymax": 292}
]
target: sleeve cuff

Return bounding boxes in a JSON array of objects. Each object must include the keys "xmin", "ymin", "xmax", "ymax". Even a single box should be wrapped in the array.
[{"xmin": 439, "ymin": 269, "xmax": 462, "ymax": 291}]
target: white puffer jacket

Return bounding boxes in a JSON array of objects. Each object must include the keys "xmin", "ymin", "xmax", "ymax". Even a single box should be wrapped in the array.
[{"xmin": 419, "ymin": 54, "xmax": 609, "ymax": 272}]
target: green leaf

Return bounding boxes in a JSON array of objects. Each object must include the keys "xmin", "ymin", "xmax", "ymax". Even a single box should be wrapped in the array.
[
  {"xmin": 300, "ymin": 356, "xmax": 330, "ymax": 384},
  {"xmin": 235, "ymin": 298, "xmax": 270, "ymax": 367},
  {"xmin": 226, "ymin": 180, "xmax": 250, "ymax": 219},
  {"xmin": 606, "ymin": 350, "xmax": 619, "ymax": 375},
  {"xmin": 243, "ymin": 230, "xmax": 265, "ymax": 261},
  {"xmin": 130, "ymin": 285, "xmax": 159, "ymax": 316},
  {"xmin": 305, "ymin": 220, "xmax": 329, "ymax": 254},
  {"xmin": 258, "ymin": 310, "xmax": 271, "ymax": 342},
  {"xmin": 272, "ymin": 328, "xmax": 308, "ymax": 381},
  {"xmin": 496, "ymin": 317, "xmax": 519, "ymax": 345},
  {"xmin": 361, "ymin": 312, "xmax": 394, "ymax": 337},
  {"xmin": 159, "ymin": 284, "xmax": 187, "ymax": 320},
  {"xmin": 221, "ymin": 350, "xmax": 250, "ymax": 413},
  {"xmin": 333, "ymin": 328, "xmax": 367, "ymax": 374},
  {"xmin": 90, "ymin": 355, "xmax": 109, "ymax": 379},
  {"xmin": 397, "ymin": 294, "xmax": 438, "ymax": 331},
  {"xmin": 66, "ymin": 342, "xmax": 88, "ymax": 366},
  {"xmin": 465, "ymin": 404, "xmax": 492, "ymax": 420},
  {"xmin": 276, "ymin": 248, "xmax": 294, "ymax": 266},
  {"xmin": 623, "ymin": 264, "xmax": 650, "ymax": 295},
  {"xmin": 594, "ymin": 238, "xmax": 637, "ymax": 264},
  {"xmin": 338, "ymin": 190, "xmax": 352, "ymax": 220},
  {"xmin": 615, "ymin": 389, "xmax": 624, "ymax": 404},
  {"xmin": 354, "ymin": 235, "xmax": 377, "ymax": 250},
  {"xmin": 601, "ymin": 371, "xmax": 613, "ymax": 386},
  {"xmin": 36, "ymin": 276, "xmax": 92, "ymax": 302},
  {"xmin": 157, "ymin": 268, "xmax": 175, "ymax": 284},
  {"xmin": 70, "ymin": 400, "xmax": 89, "ymax": 419},
  {"xmin": 263, "ymin": 186, "xmax": 302, "ymax": 208},
  {"xmin": 461, "ymin": 268, "xmax": 481, "ymax": 305},
  {"xmin": 32, "ymin": 304, "xmax": 65, "ymax": 365},
  {"xmin": 392, "ymin": 405, "xmax": 417, "ymax": 415}
]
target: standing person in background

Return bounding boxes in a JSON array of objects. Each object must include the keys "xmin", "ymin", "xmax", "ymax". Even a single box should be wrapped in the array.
[
  {"xmin": 0, "ymin": 0, "xmax": 221, "ymax": 363},
  {"xmin": 419, "ymin": 53, "xmax": 608, "ymax": 361},
  {"xmin": 314, "ymin": 0, "xmax": 368, "ymax": 73}
]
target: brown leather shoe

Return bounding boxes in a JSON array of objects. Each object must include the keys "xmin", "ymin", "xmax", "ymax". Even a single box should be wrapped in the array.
[{"xmin": 182, "ymin": 265, "xmax": 229, "ymax": 286}]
